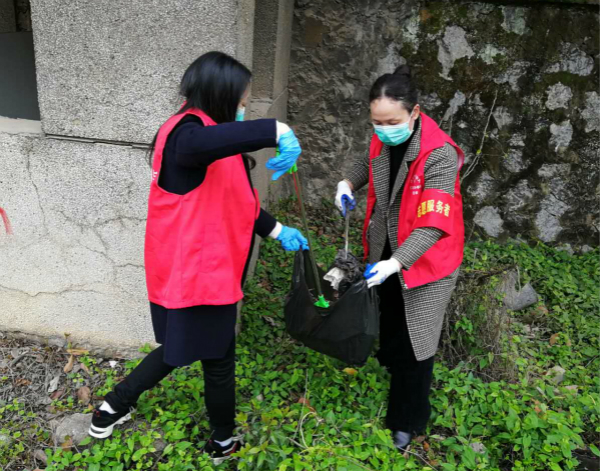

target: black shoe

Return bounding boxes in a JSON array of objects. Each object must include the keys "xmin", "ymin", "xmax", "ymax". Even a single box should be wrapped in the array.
[
  {"xmin": 203, "ymin": 438, "xmax": 242, "ymax": 465},
  {"xmin": 392, "ymin": 430, "xmax": 412, "ymax": 450},
  {"xmin": 88, "ymin": 405, "xmax": 134, "ymax": 439}
]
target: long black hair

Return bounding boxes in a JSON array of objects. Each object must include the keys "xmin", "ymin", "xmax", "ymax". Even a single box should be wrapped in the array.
[
  {"xmin": 369, "ymin": 64, "xmax": 418, "ymax": 112},
  {"xmin": 147, "ymin": 51, "xmax": 254, "ymax": 167}
]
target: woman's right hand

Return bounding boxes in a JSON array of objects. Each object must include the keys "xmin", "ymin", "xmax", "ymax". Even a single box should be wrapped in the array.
[
  {"xmin": 266, "ymin": 123, "xmax": 301, "ymax": 181},
  {"xmin": 335, "ymin": 180, "xmax": 356, "ymax": 216}
]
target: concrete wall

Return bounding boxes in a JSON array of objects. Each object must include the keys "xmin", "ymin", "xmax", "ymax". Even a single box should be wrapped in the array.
[
  {"xmin": 288, "ymin": 0, "xmax": 599, "ymax": 248},
  {"xmin": 30, "ymin": 0, "xmax": 255, "ymax": 144},
  {"xmin": 0, "ymin": 0, "xmax": 295, "ymax": 355},
  {"xmin": 0, "ymin": 132, "xmax": 151, "ymax": 356}
]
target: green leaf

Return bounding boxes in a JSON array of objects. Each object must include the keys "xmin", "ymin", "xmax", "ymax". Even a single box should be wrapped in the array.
[
  {"xmin": 132, "ymin": 447, "xmax": 148, "ymax": 461},
  {"xmin": 590, "ymin": 444, "xmax": 600, "ymax": 457},
  {"xmin": 461, "ymin": 446, "xmax": 477, "ymax": 469},
  {"xmin": 177, "ymin": 441, "xmax": 193, "ymax": 450},
  {"xmin": 79, "ymin": 436, "xmax": 92, "ymax": 446}
]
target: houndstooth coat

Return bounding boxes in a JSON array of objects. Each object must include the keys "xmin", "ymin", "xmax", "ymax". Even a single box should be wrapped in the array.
[{"xmin": 346, "ymin": 119, "xmax": 461, "ymax": 361}]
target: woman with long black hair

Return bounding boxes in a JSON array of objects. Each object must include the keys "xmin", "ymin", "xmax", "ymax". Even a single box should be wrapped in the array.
[
  {"xmin": 89, "ymin": 51, "xmax": 307, "ymax": 464},
  {"xmin": 335, "ymin": 65, "xmax": 464, "ymax": 450}
]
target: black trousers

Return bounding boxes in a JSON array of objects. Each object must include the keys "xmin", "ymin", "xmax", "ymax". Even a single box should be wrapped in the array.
[
  {"xmin": 105, "ymin": 338, "xmax": 236, "ymax": 441},
  {"xmin": 377, "ymin": 273, "xmax": 435, "ymax": 435}
]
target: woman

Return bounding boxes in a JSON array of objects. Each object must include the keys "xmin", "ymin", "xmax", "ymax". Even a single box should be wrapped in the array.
[
  {"xmin": 89, "ymin": 51, "xmax": 308, "ymax": 464},
  {"xmin": 335, "ymin": 65, "xmax": 464, "ymax": 450}
]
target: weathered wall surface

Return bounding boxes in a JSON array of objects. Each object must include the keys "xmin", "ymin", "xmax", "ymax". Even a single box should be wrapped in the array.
[
  {"xmin": 0, "ymin": 0, "xmax": 294, "ymax": 354},
  {"xmin": 288, "ymin": 0, "xmax": 599, "ymax": 247},
  {"xmin": 0, "ymin": 132, "xmax": 152, "ymax": 356},
  {"xmin": 30, "ymin": 0, "xmax": 255, "ymax": 144}
]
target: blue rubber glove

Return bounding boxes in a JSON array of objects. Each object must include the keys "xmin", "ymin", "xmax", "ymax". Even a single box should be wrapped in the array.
[
  {"xmin": 277, "ymin": 226, "xmax": 309, "ymax": 251},
  {"xmin": 266, "ymin": 130, "xmax": 301, "ymax": 181}
]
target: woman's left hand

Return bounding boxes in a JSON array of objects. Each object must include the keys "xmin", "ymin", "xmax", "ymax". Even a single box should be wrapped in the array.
[
  {"xmin": 266, "ymin": 128, "xmax": 301, "ymax": 181},
  {"xmin": 364, "ymin": 259, "xmax": 401, "ymax": 288},
  {"xmin": 268, "ymin": 223, "xmax": 309, "ymax": 251},
  {"xmin": 277, "ymin": 226, "xmax": 309, "ymax": 251}
]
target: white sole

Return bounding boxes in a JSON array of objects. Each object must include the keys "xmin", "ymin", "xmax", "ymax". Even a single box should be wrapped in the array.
[
  {"xmin": 211, "ymin": 437, "xmax": 243, "ymax": 465},
  {"xmin": 88, "ymin": 412, "xmax": 132, "ymax": 439}
]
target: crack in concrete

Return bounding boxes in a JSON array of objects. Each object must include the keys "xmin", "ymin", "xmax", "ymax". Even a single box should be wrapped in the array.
[
  {"xmin": 24, "ymin": 153, "xmax": 49, "ymax": 237},
  {"xmin": 0, "ymin": 283, "xmax": 109, "ymax": 299}
]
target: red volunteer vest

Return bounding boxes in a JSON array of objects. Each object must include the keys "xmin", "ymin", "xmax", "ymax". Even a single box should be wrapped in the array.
[
  {"xmin": 145, "ymin": 108, "xmax": 260, "ymax": 308},
  {"xmin": 363, "ymin": 113, "xmax": 465, "ymax": 289}
]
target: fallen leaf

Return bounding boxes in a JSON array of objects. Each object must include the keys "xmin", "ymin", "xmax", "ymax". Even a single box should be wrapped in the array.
[
  {"xmin": 423, "ymin": 441, "xmax": 430, "ymax": 452},
  {"xmin": 79, "ymin": 363, "xmax": 91, "ymax": 375},
  {"xmin": 61, "ymin": 437, "xmax": 73, "ymax": 450},
  {"xmin": 533, "ymin": 305, "xmax": 549, "ymax": 316},
  {"xmin": 15, "ymin": 378, "xmax": 32, "ymax": 387},
  {"xmin": 343, "ymin": 368, "xmax": 358, "ymax": 376},
  {"xmin": 77, "ymin": 386, "xmax": 91, "ymax": 405},
  {"xmin": 566, "ymin": 338, "xmax": 572, "ymax": 347},
  {"xmin": 414, "ymin": 435, "xmax": 427, "ymax": 443},
  {"xmin": 64, "ymin": 355, "xmax": 74, "ymax": 373},
  {"xmin": 549, "ymin": 333, "xmax": 559, "ymax": 346},
  {"xmin": 297, "ymin": 397, "xmax": 315, "ymax": 412},
  {"xmin": 66, "ymin": 348, "xmax": 89, "ymax": 356},
  {"xmin": 50, "ymin": 389, "xmax": 65, "ymax": 401},
  {"xmin": 48, "ymin": 375, "xmax": 61, "ymax": 394},
  {"xmin": 33, "ymin": 448, "xmax": 48, "ymax": 464}
]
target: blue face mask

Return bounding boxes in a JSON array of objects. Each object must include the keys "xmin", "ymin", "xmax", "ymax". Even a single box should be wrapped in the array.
[
  {"xmin": 235, "ymin": 107, "xmax": 246, "ymax": 122},
  {"xmin": 373, "ymin": 114, "xmax": 415, "ymax": 146}
]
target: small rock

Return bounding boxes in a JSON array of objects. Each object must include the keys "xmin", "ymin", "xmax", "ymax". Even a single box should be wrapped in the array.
[
  {"xmin": 470, "ymin": 442, "xmax": 487, "ymax": 454},
  {"xmin": 0, "ymin": 433, "xmax": 13, "ymax": 448},
  {"xmin": 547, "ymin": 366, "xmax": 566, "ymax": 385},
  {"xmin": 581, "ymin": 245, "xmax": 593, "ymax": 254},
  {"xmin": 53, "ymin": 413, "xmax": 92, "ymax": 446},
  {"xmin": 33, "ymin": 449, "xmax": 48, "ymax": 464},
  {"xmin": 109, "ymin": 361, "xmax": 118, "ymax": 368},
  {"xmin": 474, "ymin": 206, "xmax": 504, "ymax": 238},
  {"xmin": 154, "ymin": 439, "xmax": 168, "ymax": 452},
  {"xmin": 497, "ymin": 270, "xmax": 539, "ymax": 311},
  {"xmin": 557, "ymin": 244, "xmax": 575, "ymax": 256},
  {"xmin": 564, "ymin": 385, "xmax": 579, "ymax": 395}
]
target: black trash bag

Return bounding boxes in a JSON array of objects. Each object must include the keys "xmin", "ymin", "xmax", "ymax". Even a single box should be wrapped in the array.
[
  {"xmin": 284, "ymin": 250, "xmax": 380, "ymax": 366},
  {"xmin": 327, "ymin": 249, "xmax": 363, "ymax": 295}
]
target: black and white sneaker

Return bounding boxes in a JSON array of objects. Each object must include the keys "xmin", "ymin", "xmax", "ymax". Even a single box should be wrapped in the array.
[
  {"xmin": 88, "ymin": 406, "xmax": 134, "ymax": 439},
  {"xmin": 392, "ymin": 430, "xmax": 413, "ymax": 451},
  {"xmin": 203, "ymin": 438, "xmax": 242, "ymax": 465}
]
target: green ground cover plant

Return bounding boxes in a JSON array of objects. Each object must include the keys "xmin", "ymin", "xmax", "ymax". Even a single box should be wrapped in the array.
[{"xmin": 2, "ymin": 199, "xmax": 598, "ymax": 470}]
